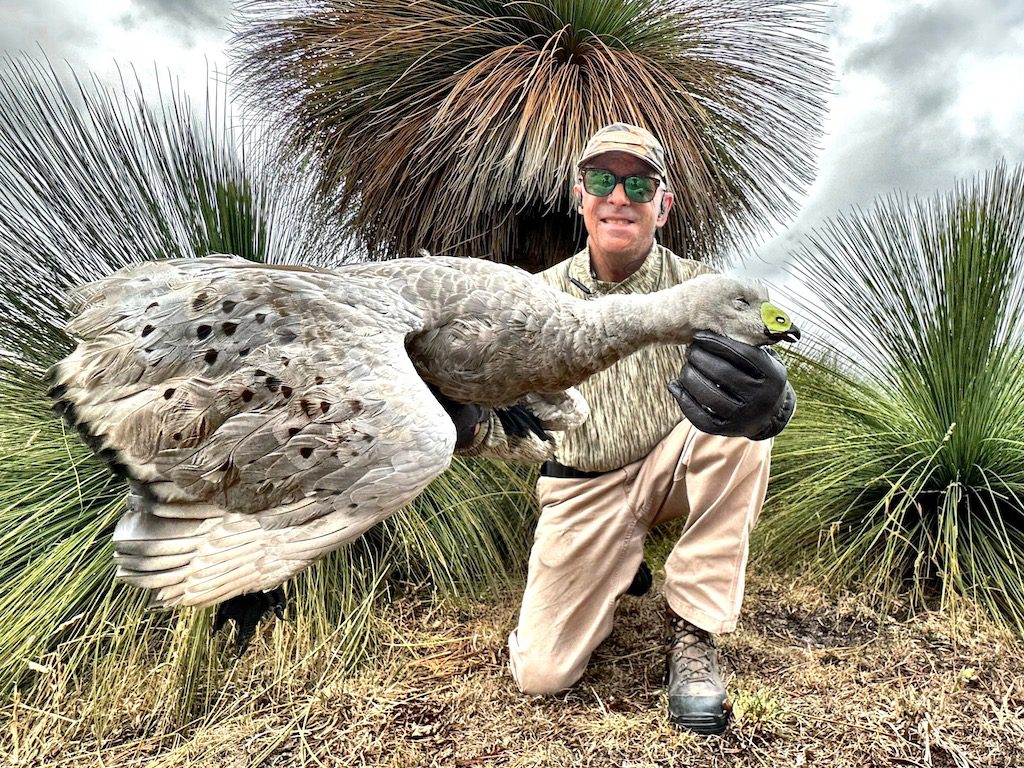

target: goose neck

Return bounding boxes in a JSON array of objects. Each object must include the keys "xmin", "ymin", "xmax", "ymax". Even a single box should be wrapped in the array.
[{"xmin": 579, "ymin": 284, "xmax": 699, "ymax": 361}]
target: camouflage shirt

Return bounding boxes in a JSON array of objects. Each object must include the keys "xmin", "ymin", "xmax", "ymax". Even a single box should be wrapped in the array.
[
  {"xmin": 465, "ymin": 242, "xmax": 712, "ymax": 471},
  {"xmin": 538, "ymin": 242, "xmax": 712, "ymax": 471}
]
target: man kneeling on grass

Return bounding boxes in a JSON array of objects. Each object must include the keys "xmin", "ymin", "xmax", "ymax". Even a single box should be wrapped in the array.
[{"xmin": 468, "ymin": 123, "xmax": 795, "ymax": 735}]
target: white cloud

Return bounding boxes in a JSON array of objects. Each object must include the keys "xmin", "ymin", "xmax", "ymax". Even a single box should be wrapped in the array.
[{"xmin": 0, "ymin": 0, "xmax": 230, "ymax": 102}]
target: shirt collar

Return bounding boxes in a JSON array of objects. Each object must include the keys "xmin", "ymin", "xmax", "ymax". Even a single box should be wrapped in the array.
[{"xmin": 567, "ymin": 241, "xmax": 665, "ymax": 297}]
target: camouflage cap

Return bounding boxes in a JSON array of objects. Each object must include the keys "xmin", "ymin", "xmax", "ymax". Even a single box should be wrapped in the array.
[{"xmin": 577, "ymin": 122, "xmax": 667, "ymax": 178}]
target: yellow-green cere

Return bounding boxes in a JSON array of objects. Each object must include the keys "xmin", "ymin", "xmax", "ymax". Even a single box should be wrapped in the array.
[{"xmin": 761, "ymin": 302, "xmax": 792, "ymax": 333}]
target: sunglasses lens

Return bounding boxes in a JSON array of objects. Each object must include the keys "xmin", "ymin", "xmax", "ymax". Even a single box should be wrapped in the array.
[
  {"xmin": 582, "ymin": 169, "xmax": 659, "ymax": 202},
  {"xmin": 624, "ymin": 175, "xmax": 658, "ymax": 203},
  {"xmin": 582, "ymin": 169, "xmax": 616, "ymax": 196}
]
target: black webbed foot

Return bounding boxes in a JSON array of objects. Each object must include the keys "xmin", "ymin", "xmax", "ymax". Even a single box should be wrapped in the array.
[
  {"xmin": 425, "ymin": 383, "xmax": 486, "ymax": 449},
  {"xmin": 213, "ymin": 586, "xmax": 287, "ymax": 655},
  {"xmin": 495, "ymin": 405, "xmax": 553, "ymax": 443}
]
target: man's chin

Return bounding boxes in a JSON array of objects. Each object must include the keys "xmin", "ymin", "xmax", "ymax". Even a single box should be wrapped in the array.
[
  {"xmin": 595, "ymin": 233, "xmax": 645, "ymax": 255},
  {"xmin": 596, "ymin": 226, "xmax": 642, "ymax": 247}
]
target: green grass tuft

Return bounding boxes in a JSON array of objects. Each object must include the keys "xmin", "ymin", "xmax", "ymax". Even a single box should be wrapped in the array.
[{"xmin": 762, "ymin": 163, "xmax": 1024, "ymax": 632}]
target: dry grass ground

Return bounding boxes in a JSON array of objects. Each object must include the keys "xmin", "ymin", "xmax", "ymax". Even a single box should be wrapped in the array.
[{"xmin": 3, "ymin": 565, "xmax": 1024, "ymax": 767}]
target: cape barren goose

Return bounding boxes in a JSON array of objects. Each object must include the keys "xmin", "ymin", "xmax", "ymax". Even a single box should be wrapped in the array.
[{"xmin": 47, "ymin": 254, "xmax": 799, "ymax": 647}]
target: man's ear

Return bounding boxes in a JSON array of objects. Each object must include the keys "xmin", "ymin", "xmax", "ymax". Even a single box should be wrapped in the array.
[
  {"xmin": 657, "ymin": 191, "xmax": 674, "ymax": 226},
  {"xmin": 573, "ymin": 183, "xmax": 583, "ymax": 212}
]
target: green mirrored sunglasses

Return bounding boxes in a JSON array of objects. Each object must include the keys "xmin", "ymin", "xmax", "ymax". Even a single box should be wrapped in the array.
[{"xmin": 580, "ymin": 168, "xmax": 662, "ymax": 203}]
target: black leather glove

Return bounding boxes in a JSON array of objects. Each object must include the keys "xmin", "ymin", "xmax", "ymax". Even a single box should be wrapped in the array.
[{"xmin": 667, "ymin": 331, "xmax": 795, "ymax": 440}]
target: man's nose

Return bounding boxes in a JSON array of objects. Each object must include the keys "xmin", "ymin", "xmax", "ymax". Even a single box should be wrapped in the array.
[{"xmin": 607, "ymin": 180, "xmax": 631, "ymax": 205}]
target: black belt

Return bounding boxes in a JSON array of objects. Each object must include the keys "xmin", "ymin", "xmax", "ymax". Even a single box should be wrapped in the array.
[{"xmin": 540, "ymin": 460, "xmax": 608, "ymax": 479}]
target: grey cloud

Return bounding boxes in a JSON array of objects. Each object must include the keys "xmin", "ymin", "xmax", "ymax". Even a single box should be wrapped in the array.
[
  {"xmin": 747, "ymin": 0, "xmax": 1024, "ymax": 280},
  {"xmin": 0, "ymin": 1, "xmax": 98, "ymax": 68},
  {"xmin": 847, "ymin": 0, "xmax": 1024, "ymax": 78},
  {"xmin": 121, "ymin": 0, "xmax": 232, "ymax": 47},
  {"xmin": 130, "ymin": 0, "xmax": 231, "ymax": 29},
  {"xmin": 847, "ymin": 5, "xmax": 974, "ymax": 77}
]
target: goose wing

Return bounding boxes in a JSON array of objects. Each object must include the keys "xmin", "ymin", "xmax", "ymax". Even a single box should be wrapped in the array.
[{"xmin": 48, "ymin": 257, "xmax": 456, "ymax": 607}]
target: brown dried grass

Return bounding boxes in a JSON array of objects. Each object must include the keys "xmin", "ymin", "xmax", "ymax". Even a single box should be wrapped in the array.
[{"xmin": 3, "ymin": 566, "xmax": 1023, "ymax": 767}]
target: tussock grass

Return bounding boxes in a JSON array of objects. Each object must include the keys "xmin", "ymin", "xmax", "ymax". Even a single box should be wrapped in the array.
[
  {"xmin": 0, "ymin": 55, "xmax": 353, "ymax": 371},
  {"xmin": 764, "ymin": 163, "xmax": 1024, "ymax": 632}
]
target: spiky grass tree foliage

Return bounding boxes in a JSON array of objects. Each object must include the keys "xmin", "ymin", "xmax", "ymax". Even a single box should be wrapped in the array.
[
  {"xmin": 0, "ymin": 56, "xmax": 534, "ymax": 727},
  {"xmin": 762, "ymin": 164, "xmax": 1024, "ymax": 631},
  {"xmin": 230, "ymin": 0, "xmax": 830, "ymax": 270}
]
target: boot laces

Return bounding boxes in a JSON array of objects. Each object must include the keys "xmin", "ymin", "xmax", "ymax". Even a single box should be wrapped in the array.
[{"xmin": 667, "ymin": 617, "xmax": 717, "ymax": 684}]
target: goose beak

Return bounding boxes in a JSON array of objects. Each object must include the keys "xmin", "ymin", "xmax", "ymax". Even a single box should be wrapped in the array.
[
  {"xmin": 760, "ymin": 302, "xmax": 801, "ymax": 344},
  {"xmin": 765, "ymin": 324, "xmax": 801, "ymax": 344}
]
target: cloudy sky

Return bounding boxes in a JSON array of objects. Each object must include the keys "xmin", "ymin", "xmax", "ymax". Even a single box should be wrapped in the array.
[
  {"xmin": 1, "ymin": 0, "xmax": 1022, "ymax": 281},
  {"xmin": 753, "ymin": 0, "xmax": 1024, "ymax": 276}
]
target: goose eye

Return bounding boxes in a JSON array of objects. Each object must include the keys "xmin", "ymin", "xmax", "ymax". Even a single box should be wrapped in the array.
[{"xmin": 734, "ymin": 297, "xmax": 751, "ymax": 308}]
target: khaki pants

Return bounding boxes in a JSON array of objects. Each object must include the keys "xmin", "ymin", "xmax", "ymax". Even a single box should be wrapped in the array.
[{"xmin": 508, "ymin": 420, "xmax": 772, "ymax": 695}]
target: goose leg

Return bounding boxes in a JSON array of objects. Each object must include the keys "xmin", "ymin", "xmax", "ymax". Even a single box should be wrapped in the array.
[
  {"xmin": 494, "ymin": 405, "xmax": 553, "ymax": 443},
  {"xmin": 213, "ymin": 586, "xmax": 287, "ymax": 655}
]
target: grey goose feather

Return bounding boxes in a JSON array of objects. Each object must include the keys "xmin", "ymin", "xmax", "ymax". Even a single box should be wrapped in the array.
[{"xmin": 46, "ymin": 254, "xmax": 798, "ymax": 610}]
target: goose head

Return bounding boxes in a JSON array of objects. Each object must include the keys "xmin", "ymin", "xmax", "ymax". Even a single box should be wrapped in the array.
[{"xmin": 682, "ymin": 274, "xmax": 802, "ymax": 347}]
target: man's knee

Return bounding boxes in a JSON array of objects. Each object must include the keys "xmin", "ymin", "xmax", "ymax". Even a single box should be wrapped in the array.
[
  {"xmin": 743, "ymin": 434, "xmax": 773, "ymax": 466},
  {"xmin": 508, "ymin": 631, "xmax": 585, "ymax": 695},
  {"xmin": 511, "ymin": 660, "xmax": 581, "ymax": 696},
  {"xmin": 696, "ymin": 431, "xmax": 772, "ymax": 468}
]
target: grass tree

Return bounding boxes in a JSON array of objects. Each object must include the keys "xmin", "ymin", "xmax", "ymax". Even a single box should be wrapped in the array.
[
  {"xmin": 763, "ymin": 164, "xmax": 1024, "ymax": 631},
  {"xmin": 229, "ymin": 0, "xmax": 830, "ymax": 270},
  {"xmin": 0, "ymin": 55, "xmax": 534, "ymax": 727}
]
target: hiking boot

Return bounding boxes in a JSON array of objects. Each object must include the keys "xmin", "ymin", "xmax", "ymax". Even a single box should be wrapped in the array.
[{"xmin": 666, "ymin": 612, "xmax": 729, "ymax": 735}]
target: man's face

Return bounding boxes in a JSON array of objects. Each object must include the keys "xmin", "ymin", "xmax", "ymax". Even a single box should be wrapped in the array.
[{"xmin": 575, "ymin": 151, "xmax": 673, "ymax": 266}]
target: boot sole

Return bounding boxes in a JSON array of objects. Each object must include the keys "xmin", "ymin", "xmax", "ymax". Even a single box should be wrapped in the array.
[{"xmin": 669, "ymin": 711, "xmax": 729, "ymax": 736}]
